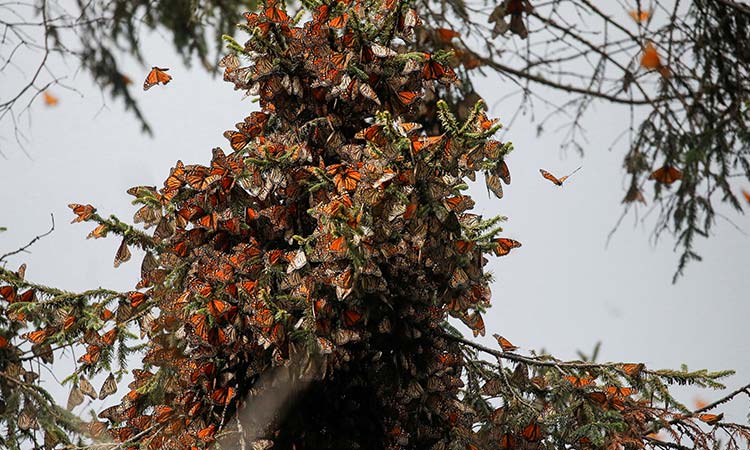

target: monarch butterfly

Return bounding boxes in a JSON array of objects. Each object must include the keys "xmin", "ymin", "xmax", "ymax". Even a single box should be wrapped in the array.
[
  {"xmin": 337, "ymin": 309, "xmax": 362, "ymax": 328},
  {"xmin": 218, "ymin": 53, "xmax": 240, "ymax": 70},
  {"xmin": 628, "ymin": 9, "xmax": 651, "ymax": 23},
  {"xmin": 0, "ymin": 285, "xmax": 15, "ymax": 302},
  {"xmin": 622, "ymin": 184, "xmax": 646, "ymax": 204},
  {"xmin": 224, "ymin": 130, "xmax": 250, "ymax": 151},
  {"xmin": 99, "ymin": 373, "xmax": 117, "ymax": 400},
  {"xmin": 742, "ymin": 189, "xmax": 750, "ymax": 204},
  {"xmin": 18, "ymin": 289, "xmax": 35, "ymax": 303},
  {"xmin": 499, "ymin": 433, "xmax": 517, "ymax": 449},
  {"xmin": 189, "ymin": 313, "xmax": 211, "ymax": 342},
  {"xmin": 128, "ymin": 291, "xmax": 148, "ymax": 308},
  {"xmin": 404, "ymin": 203, "xmax": 418, "ymax": 219},
  {"xmin": 18, "ymin": 410, "xmax": 38, "ymax": 431},
  {"xmin": 493, "ymin": 334, "xmax": 519, "ymax": 351},
  {"xmin": 143, "ymin": 67, "xmax": 172, "ymax": 91},
  {"xmin": 455, "ymin": 240, "xmax": 476, "ymax": 254},
  {"xmin": 640, "ymin": 43, "xmax": 661, "ymax": 70},
  {"xmin": 329, "ymin": 235, "xmax": 347, "ymax": 254},
  {"xmin": 493, "ymin": 238, "xmax": 522, "ymax": 256},
  {"xmin": 411, "ymin": 135, "xmax": 443, "ymax": 153},
  {"xmin": 539, "ymin": 167, "xmax": 582, "ymax": 186},
  {"xmin": 23, "ymin": 328, "xmax": 52, "ymax": 344},
  {"xmin": 211, "ymin": 386, "xmax": 236, "ymax": 405},
  {"xmin": 423, "ymin": 57, "xmax": 456, "ymax": 81},
  {"xmin": 43, "ymin": 91, "xmax": 59, "ymax": 106},
  {"xmin": 114, "ymin": 239, "xmax": 132, "ymax": 268},
  {"xmin": 78, "ymin": 377, "xmax": 97, "ymax": 399},
  {"xmin": 101, "ymin": 328, "xmax": 117, "ymax": 346},
  {"xmin": 435, "ymin": 28, "xmax": 460, "ymax": 42},
  {"xmin": 606, "ymin": 385, "xmax": 636, "ymax": 397},
  {"xmin": 621, "ymin": 363, "xmax": 645, "ymax": 377},
  {"xmin": 207, "ymin": 298, "xmax": 234, "ymax": 319},
  {"xmin": 649, "ymin": 165, "xmax": 682, "ymax": 185},
  {"xmin": 79, "ymin": 344, "xmax": 101, "ymax": 365},
  {"xmin": 565, "ymin": 375, "xmax": 594, "ymax": 388},
  {"xmin": 698, "ymin": 413, "xmax": 723, "ymax": 425},
  {"xmin": 264, "ymin": 6, "xmax": 289, "ymax": 22},
  {"xmin": 330, "ymin": 165, "xmax": 361, "ymax": 192},
  {"xmin": 397, "ymin": 91, "xmax": 420, "ymax": 105},
  {"xmin": 521, "ymin": 422, "xmax": 542, "ymax": 442},
  {"xmin": 69, "ymin": 203, "xmax": 96, "ymax": 223}
]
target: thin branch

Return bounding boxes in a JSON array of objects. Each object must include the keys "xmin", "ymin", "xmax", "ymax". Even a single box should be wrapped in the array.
[{"xmin": 0, "ymin": 212, "xmax": 54, "ymax": 263}]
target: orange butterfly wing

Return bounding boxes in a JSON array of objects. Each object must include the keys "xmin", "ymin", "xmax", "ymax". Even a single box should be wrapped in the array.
[
  {"xmin": 628, "ymin": 9, "xmax": 651, "ymax": 23},
  {"xmin": 521, "ymin": 423, "xmax": 542, "ymax": 442},
  {"xmin": 743, "ymin": 189, "xmax": 750, "ymax": 204},
  {"xmin": 143, "ymin": 67, "xmax": 172, "ymax": 91},
  {"xmin": 397, "ymin": 91, "xmax": 419, "ymax": 105},
  {"xmin": 539, "ymin": 169, "xmax": 563, "ymax": 185},
  {"xmin": 43, "ymin": 91, "xmax": 59, "ymax": 106},
  {"xmin": 649, "ymin": 165, "xmax": 682, "ymax": 185},
  {"xmin": 698, "ymin": 413, "xmax": 724, "ymax": 425},
  {"xmin": 640, "ymin": 43, "xmax": 662, "ymax": 70}
]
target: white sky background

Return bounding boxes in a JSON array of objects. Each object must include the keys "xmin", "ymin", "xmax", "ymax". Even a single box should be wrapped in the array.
[{"xmin": 1, "ymin": 2, "xmax": 749, "ymax": 427}]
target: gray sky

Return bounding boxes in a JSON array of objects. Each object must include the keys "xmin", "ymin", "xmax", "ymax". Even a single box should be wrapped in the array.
[{"xmin": 1, "ymin": 15, "xmax": 749, "ymax": 426}]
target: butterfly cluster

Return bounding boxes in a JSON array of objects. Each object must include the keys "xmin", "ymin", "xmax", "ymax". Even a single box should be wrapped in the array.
[{"xmin": 46, "ymin": 2, "xmax": 521, "ymax": 449}]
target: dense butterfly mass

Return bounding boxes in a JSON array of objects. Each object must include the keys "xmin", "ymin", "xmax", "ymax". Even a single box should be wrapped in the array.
[
  {"xmin": 2, "ymin": 2, "xmax": 748, "ymax": 450},
  {"xmin": 52, "ymin": 3, "xmax": 516, "ymax": 449}
]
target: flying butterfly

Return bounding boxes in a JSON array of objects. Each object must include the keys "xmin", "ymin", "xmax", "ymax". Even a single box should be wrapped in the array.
[
  {"xmin": 435, "ymin": 28, "xmax": 460, "ymax": 42},
  {"xmin": 493, "ymin": 238, "xmax": 522, "ymax": 257},
  {"xmin": 43, "ymin": 91, "xmax": 59, "ymax": 107},
  {"xmin": 628, "ymin": 9, "xmax": 652, "ymax": 23},
  {"xmin": 143, "ymin": 67, "xmax": 172, "ymax": 91},
  {"xmin": 640, "ymin": 42, "xmax": 661, "ymax": 69},
  {"xmin": 539, "ymin": 167, "xmax": 582, "ymax": 186},
  {"xmin": 649, "ymin": 165, "xmax": 682, "ymax": 185}
]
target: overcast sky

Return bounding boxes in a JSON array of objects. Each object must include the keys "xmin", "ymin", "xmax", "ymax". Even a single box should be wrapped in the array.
[{"xmin": 1, "ymin": 9, "xmax": 749, "ymax": 425}]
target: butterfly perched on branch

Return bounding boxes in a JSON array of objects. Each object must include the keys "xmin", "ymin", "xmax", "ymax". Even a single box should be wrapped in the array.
[{"xmin": 143, "ymin": 67, "xmax": 172, "ymax": 91}]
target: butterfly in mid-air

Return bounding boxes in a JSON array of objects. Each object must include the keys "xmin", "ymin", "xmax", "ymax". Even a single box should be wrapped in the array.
[
  {"xmin": 43, "ymin": 91, "xmax": 59, "ymax": 106},
  {"xmin": 539, "ymin": 167, "xmax": 582, "ymax": 186},
  {"xmin": 143, "ymin": 67, "xmax": 172, "ymax": 91}
]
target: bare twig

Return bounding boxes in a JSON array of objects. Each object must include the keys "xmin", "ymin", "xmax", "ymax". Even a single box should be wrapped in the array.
[{"xmin": 0, "ymin": 212, "xmax": 54, "ymax": 263}]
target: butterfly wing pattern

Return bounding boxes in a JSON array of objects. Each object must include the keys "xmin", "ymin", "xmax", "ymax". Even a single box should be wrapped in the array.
[{"xmin": 143, "ymin": 67, "xmax": 172, "ymax": 90}]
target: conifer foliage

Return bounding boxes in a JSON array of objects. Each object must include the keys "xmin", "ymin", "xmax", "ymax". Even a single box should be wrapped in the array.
[{"xmin": 1, "ymin": 1, "xmax": 749, "ymax": 450}]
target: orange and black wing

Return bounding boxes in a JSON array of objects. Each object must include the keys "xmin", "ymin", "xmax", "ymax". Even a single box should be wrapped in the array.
[
  {"xmin": 539, "ymin": 169, "xmax": 562, "ymax": 186},
  {"xmin": 649, "ymin": 165, "xmax": 682, "ymax": 185},
  {"xmin": 143, "ymin": 67, "xmax": 172, "ymax": 91}
]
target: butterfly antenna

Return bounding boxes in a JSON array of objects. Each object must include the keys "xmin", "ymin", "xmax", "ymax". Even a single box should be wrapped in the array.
[{"xmin": 568, "ymin": 166, "xmax": 583, "ymax": 177}]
